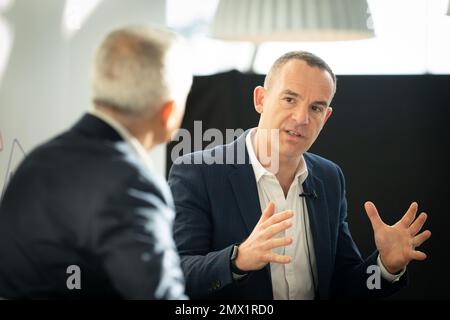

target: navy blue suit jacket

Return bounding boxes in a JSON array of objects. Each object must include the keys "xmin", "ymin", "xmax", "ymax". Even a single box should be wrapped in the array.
[
  {"xmin": 169, "ymin": 130, "xmax": 406, "ymax": 299},
  {"xmin": 0, "ymin": 114, "xmax": 185, "ymax": 299}
]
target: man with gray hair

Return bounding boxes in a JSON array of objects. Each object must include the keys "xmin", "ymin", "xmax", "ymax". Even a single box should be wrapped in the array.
[{"xmin": 0, "ymin": 26, "xmax": 192, "ymax": 299}]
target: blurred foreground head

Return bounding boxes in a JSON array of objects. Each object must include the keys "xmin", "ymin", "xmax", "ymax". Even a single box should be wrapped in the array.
[{"xmin": 91, "ymin": 26, "xmax": 193, "ymax": 149}]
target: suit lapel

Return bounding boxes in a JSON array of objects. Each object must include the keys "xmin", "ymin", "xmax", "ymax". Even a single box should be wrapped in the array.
[
  {"xmin": 303, "ymin": 170, "xmax": 333, "ymax": 299},
  {"xmin": 228, "ymin": 165, "xmax": 262, "ymax": 233},
  {"xmin": 226, "ymin": 131, "xmax": 273, "ymax": 298},
  {"xmin": 227, "ymin": 131, "xmax": 262, "ymax": 233}
]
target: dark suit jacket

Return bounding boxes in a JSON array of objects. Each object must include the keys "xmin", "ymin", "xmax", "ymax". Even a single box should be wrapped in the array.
[
  {"xmin": 0, "ymin": 114, "xmax": 185, "ymax": 299},
  {"xmin": 168, "ymin": 130, "xmax": 406, "ymax": 299}
]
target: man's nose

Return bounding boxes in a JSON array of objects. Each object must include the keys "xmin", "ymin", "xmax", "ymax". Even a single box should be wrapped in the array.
[{"xmin": 292, "ymin": 105, "xmax": 309, "ymax": 125}]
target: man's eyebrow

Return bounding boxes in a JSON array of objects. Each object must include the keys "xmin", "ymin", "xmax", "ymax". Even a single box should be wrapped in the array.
[
  {"xmin": 281, "ymin": 89, "xmax": 329, "ymax": 106},
  {"xmin": 281, "ymin": 89, "xmax": 300, "ymax": 97},
  {"xmin": 313, "ymin": 101, "xmax": 328, "ymax": 107}
]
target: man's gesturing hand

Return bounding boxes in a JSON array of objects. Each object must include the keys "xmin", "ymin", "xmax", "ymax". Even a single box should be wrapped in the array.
[
  {"xmin": 364, "ymin": 201, "xmax": 431, "ymax": 274},
  {"xmin": 234, "ymin": 202, "xmax": 294, "ymax": 272}
]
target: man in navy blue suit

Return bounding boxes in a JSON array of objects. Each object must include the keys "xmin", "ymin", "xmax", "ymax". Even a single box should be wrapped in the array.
[
  {"xmin": 0, "ymin": 26, "xmax": 192, "ymax": 299},
  {"xmin": 168, "ymin": 51, "xmax": 431, "ymax": 299}
]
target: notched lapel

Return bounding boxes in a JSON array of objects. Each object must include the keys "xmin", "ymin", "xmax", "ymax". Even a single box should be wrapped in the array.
[
  {"xmin": 303, "ymin": 173, "xmax": 332, "ymax": 299},
  {"xmin": 228, "ymin": 165, "xmax": 262, "ymax": 234}
]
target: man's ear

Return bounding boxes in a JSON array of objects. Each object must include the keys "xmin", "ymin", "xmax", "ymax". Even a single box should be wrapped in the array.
[
  {"xmin": 253, "ymin": 86, "xmax": 265, "ymax": 114},
  {"xmin": 323, "ymin": 106, "xmax": 333, "ymax": 125},
  {"xmin": 160, "ymin": 100, "xmax": 175, "ymax": 128}
]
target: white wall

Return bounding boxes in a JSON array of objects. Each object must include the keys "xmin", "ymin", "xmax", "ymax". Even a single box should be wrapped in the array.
[{"xmin": 0, "ymin": 0, "xmax": 167, "ymax": 197}]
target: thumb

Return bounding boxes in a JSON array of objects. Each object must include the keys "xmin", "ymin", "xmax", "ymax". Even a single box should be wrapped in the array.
[
  {"xmin": 260, "ymin": 202, "xmax": 275, "ymax": 223},
  {"xmin": 364, "ymin": 201, "xmax": 384, "ymax": 231}
]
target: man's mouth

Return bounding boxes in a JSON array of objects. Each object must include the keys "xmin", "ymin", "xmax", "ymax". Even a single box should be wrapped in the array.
[{"xmin": 285, "ymin": 129, "xmax": 303, "ymax": 138}]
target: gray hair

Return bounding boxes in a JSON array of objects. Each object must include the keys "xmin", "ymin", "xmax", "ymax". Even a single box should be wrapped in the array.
[
  {"xmin": 264, "ymin": 51, "xmax": 337, "ymax": 93},
  {"xmin": 91, "ymin": 26, "xmax": 192, "ymax": 116}
]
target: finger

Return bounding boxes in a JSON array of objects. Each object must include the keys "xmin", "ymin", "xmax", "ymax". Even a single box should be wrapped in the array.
[
  {"xmin": 264, "ymin": 252, "xmax": 291, "ymax": 264},
  {"xmin": 409, "ymin": 212, "xmax": 428, "ymax": 236},
  {"xmin": 263, "ymin": 219, "xmax": 292, "ymax": 239},
  {"xmin": 400, "ymin": 202, "xmax": 418, "ymax": 227},
  {"xmin": 259, "ymin": 202, "xmax": 275, "ymax": 224},
  {"xmin": 413, "ymin": 230, "xmax": 431, "ymax": 247},
  {"xmin": 260, "ymin": 210, "xmax": 294, "ymax": 229},
  {"xmin": 410, "ymin": 250, "xmax": 427, "ymax": 261},
  {"xmin": 364, "ymin": 201, "xmax": 384, "ymax": 230},
  {"xmin": 264, "ymin": 236, "xmax": 293, "ymax": 250}
]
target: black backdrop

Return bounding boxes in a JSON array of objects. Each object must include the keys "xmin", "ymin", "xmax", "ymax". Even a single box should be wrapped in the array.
[{"xmin": 167, "ymin": 71, "xmax": 450, "ymax": 299}]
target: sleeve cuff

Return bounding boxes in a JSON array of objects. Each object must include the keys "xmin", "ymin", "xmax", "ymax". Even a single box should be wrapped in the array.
[
  {"xmin": 377, "ymin": 254, "xmax": 406, "ymax": 283},
  {"xmin": 231, "ymin": 272, "xmax": 248, "ymax": 281}
]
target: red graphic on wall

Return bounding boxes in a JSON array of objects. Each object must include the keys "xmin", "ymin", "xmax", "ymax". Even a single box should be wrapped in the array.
[{"xmin": 1, "ymin": 133, "xmax": 26, "ymax": 199}]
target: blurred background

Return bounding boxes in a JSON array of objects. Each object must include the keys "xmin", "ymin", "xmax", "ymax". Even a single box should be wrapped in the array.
[{"xmin": 1, "ymin": 0, "xmax": 449, "ymax": 299}]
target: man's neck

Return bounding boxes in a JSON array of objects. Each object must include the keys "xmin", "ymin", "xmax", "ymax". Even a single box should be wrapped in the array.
[
  {"xmin": 94, "ymin": 105, "xmax": 156, "ymax": 150},
  {"xmin": 254, "ymin": 129, "xmax": 302, "ymax": 196},
  {"xmin": 275, "ymin": 156, "xmax": 302, "ymax": 197}
]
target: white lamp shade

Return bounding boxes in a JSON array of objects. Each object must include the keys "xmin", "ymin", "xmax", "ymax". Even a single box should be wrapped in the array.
[{"xmin": 210, "ymin": 0, "xmax": 375, "ymax": 42}]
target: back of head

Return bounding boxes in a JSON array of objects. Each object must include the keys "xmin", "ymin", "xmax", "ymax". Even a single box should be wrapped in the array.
[{"xmin": 91, "ymin": 26, "xmax": 192, "ymax": 117}]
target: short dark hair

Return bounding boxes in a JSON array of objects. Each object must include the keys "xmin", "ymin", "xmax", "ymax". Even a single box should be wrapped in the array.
[{"xmin": 264, "ymin": 51, "xmax": 337, "ymax": 93}]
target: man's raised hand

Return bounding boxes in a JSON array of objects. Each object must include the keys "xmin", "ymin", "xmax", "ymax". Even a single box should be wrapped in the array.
[
  {"xmin": 364, "ymin": 201, "xmax": 431, "ymax": 274},
  {"xmin": 234, "ymin": 202, "xmax": 294, "ymax": 271}
]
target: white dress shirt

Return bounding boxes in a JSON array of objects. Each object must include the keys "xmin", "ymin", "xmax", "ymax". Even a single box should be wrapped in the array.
[{"xmin": 245, "ymin": 128, "xmax": 404, "ymax": 300}]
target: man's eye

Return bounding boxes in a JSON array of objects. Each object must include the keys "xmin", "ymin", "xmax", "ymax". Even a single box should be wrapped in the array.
[
  {"xmin": 284, "ymin": 97, "xmax": 295, "ymax": 104},
  {"xmin": 312, "ymin": 105, "xmax": 323, "ymax": 113}
]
